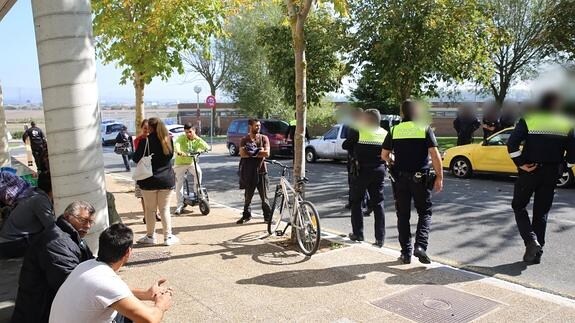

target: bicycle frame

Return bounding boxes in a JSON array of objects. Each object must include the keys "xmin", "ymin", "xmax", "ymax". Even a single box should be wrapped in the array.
[{"xmin": 273, "ymin": 164, "xmax": 306, "ymax": 236}]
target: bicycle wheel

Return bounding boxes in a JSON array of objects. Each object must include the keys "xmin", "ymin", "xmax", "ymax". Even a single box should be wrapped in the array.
[
  {"xmin": 268, "ymin": 186, "xmax": 285, "ymax": 235},
  {"xmin": 295, "ymin": 201, "xmax": 321, "ymax": 256}
]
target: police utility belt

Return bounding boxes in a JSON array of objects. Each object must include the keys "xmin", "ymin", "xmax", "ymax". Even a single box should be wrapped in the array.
[{"xmin": 393, "ymin": 169, "xmax": 436, "ymax": 190}]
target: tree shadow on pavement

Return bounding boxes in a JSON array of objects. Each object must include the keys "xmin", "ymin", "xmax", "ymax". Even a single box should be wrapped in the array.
[
  {"xmin": 125, "ymin": 231, "xmax": 311, "ymax": 268},
  {"xmin": 236, "ymin": 261, "xmax": 483, "ymax": 289},
  {"xmin": 462, "ymin": 261, "xmax": 529, "ymax": 277}
]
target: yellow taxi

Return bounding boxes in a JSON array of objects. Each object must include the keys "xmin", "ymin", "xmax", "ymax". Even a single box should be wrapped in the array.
[{"xmin": 442, "ymin": 128, "xmax": 574, "ymax": 188}]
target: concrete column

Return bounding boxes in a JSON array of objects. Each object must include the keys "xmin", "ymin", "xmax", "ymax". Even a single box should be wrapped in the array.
[
  {"xmin": 0, "ymin": 83, "xmax": 9, "ymax": 167},
  {"xmin": 32, "ymin": 0, "xmax": 108, "ymax": 251}
]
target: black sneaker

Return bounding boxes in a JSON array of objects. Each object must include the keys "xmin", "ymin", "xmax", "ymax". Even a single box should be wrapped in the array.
[
  {"xmin": 533, "ymin": 249, "xmax": 543, "ymax": 264},
  {"xmin": 399, "ymin": 253, "xmax": 412, "ymax": 264},
  {"xmin": 236, "ymin": 217, "xmax": 252, "ymax": 224},
  {"xmin": 414, "ymin": 245, "xmax": 431, "ymax": 264},
  {"xmin": 523, "ymin": 240, "xmax": 542, "ymax": 263},
  {"xmin": 373, "ymin": 240, "xmax": 383, "ymax": 248},
  {"xmin": 348, "ymin": 233, "xmax": 364, "ymax": 242}
]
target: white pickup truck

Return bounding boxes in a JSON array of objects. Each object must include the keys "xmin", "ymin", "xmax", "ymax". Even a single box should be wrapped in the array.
[{"xmin": 305, "ymin": 124, "xmax": 350, "ymax": 163}]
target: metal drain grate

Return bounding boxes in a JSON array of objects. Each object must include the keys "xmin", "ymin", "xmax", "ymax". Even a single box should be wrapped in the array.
[
  {"xmin": 372, "ymin": 285, "xmax": 499, "ymax": 323},
  {"xmin": 127, "ymin": 251, "xmax": 171, "ymax": 267}
]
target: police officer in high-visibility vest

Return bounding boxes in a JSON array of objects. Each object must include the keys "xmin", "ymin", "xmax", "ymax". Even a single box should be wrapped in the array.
[
  {"xmin": 507, "ymin": 92, "xmax": 575, "ymax": 264},
  {"xmin": 381, "ymin": 100, "xmax": 443, "ymax": 264},
  {"xmin": 342, "ymin": 109, "xmax": 387, "ymax": 247}
]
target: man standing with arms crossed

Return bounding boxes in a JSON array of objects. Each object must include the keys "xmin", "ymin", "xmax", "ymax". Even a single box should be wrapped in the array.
[
  {"xmin": 173, "ymin": 123, "xmax": 210, "ymax": 215},
  {"xmin": 381, "ymin": 100, "xmax": 443, "ymax": 264},
  {"xmin": 236, "ymin": 119, "xmax": 272, "ymax": 224}
]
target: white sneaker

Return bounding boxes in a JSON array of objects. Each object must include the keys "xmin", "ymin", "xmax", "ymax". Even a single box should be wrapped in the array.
[
  {"xmin": 174, "ymin": 206, "xmax": 184, "ymax": 215},
  {"xmin": 137, "ymin": 235, "xmax": 156, "ymax": 245},
  {"xmin": 164, "ymin": 234, "xmax": 180, "ymax": 246}
]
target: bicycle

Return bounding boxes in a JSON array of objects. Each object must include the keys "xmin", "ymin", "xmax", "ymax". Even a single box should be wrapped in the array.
[{"xmin": 266, "ymin": 159, "xmax": 321, "ymax": 256}]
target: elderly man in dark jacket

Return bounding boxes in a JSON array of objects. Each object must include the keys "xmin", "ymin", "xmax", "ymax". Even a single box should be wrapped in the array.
[{"xmin": 10, "ymin": 201, "xmax": 96, "ymax": 323}]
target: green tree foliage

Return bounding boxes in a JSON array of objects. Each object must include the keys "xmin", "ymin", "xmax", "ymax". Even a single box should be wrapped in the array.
[
  {"xmin": 545, "ymin": 0, "xmax": 575, "ymax": 61},
  {"xmin": 258, "ymin": 8, "xmax": 350, "ymax": 108},
  {"xmin": 486, "ymin": 0, "xmax": 561, "ymax": 104},
  {"xmin": 222, "ymin": 3, "xmax": 288, "ymax": 118},
  {"xmin": 350, "ymin": 0, "xmax": 494, "ymax": 108},
  {"xmin": 92, "ymin": 0, "xmax": 224, "ymax": 129}
]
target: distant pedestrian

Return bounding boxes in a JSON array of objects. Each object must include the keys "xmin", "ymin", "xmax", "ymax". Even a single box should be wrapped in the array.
[
  {"xmin": 453, "ymin": 105, "xmax": 480, "ymax": 146},
  {"xmin": 133, "ymin": 119, "xmax": 161, "ymax": 224},
  {"xmin": 236, "ymin": 118, "xmax": 272, "ymax": 224},
  {"xmin": 115, "ymin": 126, "xmax": 133, "ymax": 172},
  {"xmin": 482, "ymin": 104, "xmax": 500, "ymax": 140},
  {"xmin": 132, "ymin": 118, "xmax": 179, "ymax": 246},
  {"xmin": 22, "ymin": 121, "xmax": 48, "ymax": 173},
  {"xmin": 507, "ymin": 92, "xmax": 575, "ymax": 264},
  {"xmin": 499, "ymin": 103, "xmax": 519, "ymax": 130}
]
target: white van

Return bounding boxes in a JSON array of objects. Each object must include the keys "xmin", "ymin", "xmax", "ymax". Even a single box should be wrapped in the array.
[{"xmin": 101, "ymin": 121, "xmax": 126, "ymax": 145}]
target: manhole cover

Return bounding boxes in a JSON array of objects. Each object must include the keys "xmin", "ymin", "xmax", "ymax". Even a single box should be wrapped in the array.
[
  {"xmin": 127, "ymin": 251, "xmax": 171, "ymax": 267},
  {"xmin": 372, "ymin": 285, "xmax": 499, "ymax": 323}
]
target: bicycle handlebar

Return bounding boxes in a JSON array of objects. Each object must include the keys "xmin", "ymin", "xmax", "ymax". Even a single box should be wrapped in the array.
[{"xmin": 265, "ymin": 159, "xmax": 292, "ymax": 169}]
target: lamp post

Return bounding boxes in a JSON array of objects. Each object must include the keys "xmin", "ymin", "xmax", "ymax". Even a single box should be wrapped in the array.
[{"xmin": 193, "ymin": 86, "xmax": 202, "ymax": 134}]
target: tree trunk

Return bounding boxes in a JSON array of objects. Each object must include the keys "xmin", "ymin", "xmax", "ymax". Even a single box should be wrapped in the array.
[
  {"xmin": 134, "ymin": 72, "xmax": 145, "ymax": 133},
  {"xmin": 292, "ymin": 18, "xmax": 307, "ymax": 193},
  {"xmin": 0, "ymin": 83, "xmax": 9, "ymax": 167},
  {"xmin": 32, "ymin": 0, "xmax": 108, "ymax": 252}
]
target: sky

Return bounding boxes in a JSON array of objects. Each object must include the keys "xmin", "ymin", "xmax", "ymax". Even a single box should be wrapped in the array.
[
  {"xmin": 0, "ymin": 1, "xmax": 536, "ymax": 106},
  {"xmin": 0, "ymin": 0, "xmax": 212, "ymax": 105}
]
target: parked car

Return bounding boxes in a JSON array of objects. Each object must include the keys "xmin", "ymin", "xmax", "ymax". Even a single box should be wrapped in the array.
[
  {"xmin": 101, "ymin": 121, "xmax": 126, "ymax": 145},
  {"xmin": 166, "ymin": 124, "xmax": 186, "ymax": 140},
  {"xmin": 305, "ymin": 124, "xmax": 349, "ymax": 163},
  {"xmin": 442, "ymin": 127, "xmax": 574, "ymax": 188},
  {"xmin": 381, "ymin": 114, "xmax": 401, "ymax": 131},
  {"xmin": 226, "ymin": 118, "xmax": 291, "ymax": 157}
]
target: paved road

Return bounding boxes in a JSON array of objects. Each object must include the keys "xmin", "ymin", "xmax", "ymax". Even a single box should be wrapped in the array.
[
  {"xmin": 99, "ymin": 146, "xmax": 575, "ymax": 298},
  {"xmin": 14, "ymin": 145, "xmax": 575, "ymax": 298}
]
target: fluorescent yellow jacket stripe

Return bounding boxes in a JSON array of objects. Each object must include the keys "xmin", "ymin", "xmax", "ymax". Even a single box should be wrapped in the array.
[
  {"xmin": 358, "ymin": 127, "xmax": 388, "ymax": 145},
  {"xmin": 524, "ymin": 112, "xmax": 572, "ymax": 136},
  {"xmin": 391, "ymin": 121, "xmax": 427, "ymax": 139}
]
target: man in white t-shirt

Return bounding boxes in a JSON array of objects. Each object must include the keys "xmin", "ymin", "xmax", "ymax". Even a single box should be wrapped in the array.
[{"xmin": 49, "ymin": 224, "xmax": 173, "ymax": 323}]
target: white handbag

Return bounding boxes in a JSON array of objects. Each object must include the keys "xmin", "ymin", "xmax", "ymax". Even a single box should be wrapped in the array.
[{"xmin": 132, "ymin": 139, "xmax": 154, "ymax": 181}]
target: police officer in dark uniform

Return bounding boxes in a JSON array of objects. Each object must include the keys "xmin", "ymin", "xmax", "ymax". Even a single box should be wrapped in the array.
[
  {"xmin": 381, "ymin": 100, "xmax": 443, "ymax": 264},
  {"xmin": 507, "ymin": 92, "xmax": 575, "ymax": 264},
  {"xmin": 22, "ymin": 121, "xmax": 48, "ymax": 173},
  {"xmin": 342, "ymin": 109, "xmax": 387, "ymax": 247}
]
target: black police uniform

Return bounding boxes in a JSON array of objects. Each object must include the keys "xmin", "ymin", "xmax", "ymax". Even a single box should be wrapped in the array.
[
  {"xmin": 342, "ymin": 126, "xmax": 387, "ymax": 242},
  {"xmin": 507, "ymin": 112, "xmax": 575, "ymax": 253},
  {"xmin": 22, "ymin": 126, "xmax": 47, "ymax": 172},
  {"xmin": 343, "ymin": 125, "xmax": 370, "ymax": 211},
  {"xmin": 383, "ymin": 121, "xmax": 438, "ymax": 258}
]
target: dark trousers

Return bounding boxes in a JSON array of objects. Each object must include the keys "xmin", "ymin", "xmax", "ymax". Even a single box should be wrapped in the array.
[
  {"xmin": 243, "ymin": 173, "xmax": 272, "ymax": 219},
  {"xmin": 0, "ymin": 237, "xmax": 29, "ymax": 259},
  {"xmin": 32, "ymin": 149, "xmax": 47, "ymax": 173},
  {"xmin": 121, "ymin": 154, "xmax": 130, "ymax": 171},
  {"xmin": 350, "ymin": 165, "xmax": 385, "ymax": 241},
  {"xmin": 457, "ymin": 136, "xmax": 473, "ymax": 146},
  {"xmin": 392, "ymin": 173, "xmax": 432, "ymax": 254},
  {"xmin": 512, "ymin": 165, "xmax": 558, "ymax": 247}
]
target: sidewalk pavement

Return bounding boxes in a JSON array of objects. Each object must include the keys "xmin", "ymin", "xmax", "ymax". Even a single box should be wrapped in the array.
[{"xmin": 2, "ymin": 173, "xmax": 575, "ymax": 322}]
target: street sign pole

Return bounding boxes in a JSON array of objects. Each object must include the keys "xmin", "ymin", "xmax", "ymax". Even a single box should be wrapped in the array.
[{"xmin": 205, "ymin": 95, "xmax": 216, "ymax": 149}]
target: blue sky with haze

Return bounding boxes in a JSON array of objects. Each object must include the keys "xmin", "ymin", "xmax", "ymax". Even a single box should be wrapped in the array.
[{"xmin": 0, "ymin": 0, "xmax": 211, "ymax": 104}]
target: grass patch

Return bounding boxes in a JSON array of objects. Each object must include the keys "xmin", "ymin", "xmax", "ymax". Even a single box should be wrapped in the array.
[{"xmin": 437, "ymin": 137, "xmax": 483, "ymax": 152}]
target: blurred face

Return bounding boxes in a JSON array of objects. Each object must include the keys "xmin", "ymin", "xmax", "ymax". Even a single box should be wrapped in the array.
[
  {"xmin": 250, "ymin": 121, "xmax": 261, "ymax": 135},
  {"xmin": 67, "ymin": 209, "xmax": 95, "ymax": 238},
  {"xmin": 141, "ymin": 123, "xmax": 150, "ymax": 136},
  {"xmin": 185, "ymin": 128, "xmax": 196, "ymax": 140}
]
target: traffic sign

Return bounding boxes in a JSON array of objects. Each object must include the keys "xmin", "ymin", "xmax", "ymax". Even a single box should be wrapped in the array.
[{"xmin": 206, "ymin": 95, "xmax": 216, "ymax": 108}]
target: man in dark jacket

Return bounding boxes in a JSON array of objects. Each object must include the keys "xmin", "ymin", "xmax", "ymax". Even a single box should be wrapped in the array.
[
  {"xmin": 453, "ymin": 106, "xmax": 481, "ymax": 146},
  {"xmin": 11, "ymin": 201, "xmax": 95, "ymax": 323},
  {"xmin": 22, "ymin": 121, "xmax": 48, "ymax": 173}
]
